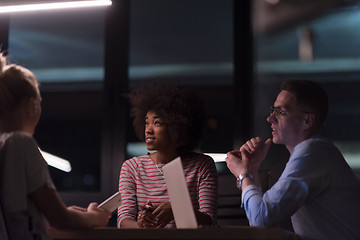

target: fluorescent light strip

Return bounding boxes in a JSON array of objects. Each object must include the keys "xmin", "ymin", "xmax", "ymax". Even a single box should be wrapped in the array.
[
  {"xmin": 39, "ymin": 149, "xmax": 72, "ymax": 172},
  {"xmin": 0, "ymin": 0, "xmax": 112, "ymax": 13},
  {"xmin": 205, "ymin": 153, "xmax": 226, "ymax": 163}
]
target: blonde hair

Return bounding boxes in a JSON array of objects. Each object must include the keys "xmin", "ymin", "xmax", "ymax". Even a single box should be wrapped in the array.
[{"xmin": 0, "ymin": 53, "xmax": 39, "ymax": 123}]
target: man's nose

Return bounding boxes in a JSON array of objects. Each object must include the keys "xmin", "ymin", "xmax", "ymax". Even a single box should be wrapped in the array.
[{"xmin": 267, "ymin": 113, "xmax": 276, "ymax": 123}]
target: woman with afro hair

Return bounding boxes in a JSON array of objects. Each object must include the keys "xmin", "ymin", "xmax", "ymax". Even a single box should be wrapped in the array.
[{"xmin": 117, "ymin": 81, "xmax": 218, "ymax": 228}]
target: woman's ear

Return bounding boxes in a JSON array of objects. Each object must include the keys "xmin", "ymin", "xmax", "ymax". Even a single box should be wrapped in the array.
[
  {"xmin": 24, "ymin": 97, "xmax": 38, "ymax": 116},
  {"xmin": 32, "ymin": 98, "xmax": 40, "ymax": 113}
]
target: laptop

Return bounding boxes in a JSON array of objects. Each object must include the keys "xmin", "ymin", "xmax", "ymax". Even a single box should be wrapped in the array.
[{"xmin": 162, "ymin": 157, "xmax": 198, "ymax": 229}]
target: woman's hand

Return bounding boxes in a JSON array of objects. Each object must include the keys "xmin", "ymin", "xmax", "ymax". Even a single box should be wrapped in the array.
[
  {"xmin": 152, "ymin": 201, "xmax": 173, "ymax": 228},
  {"xmin": 137, "ymin": 201, "xmax": 174, "ymax": 228},
  {"xmin": 137, "ymin": 201, "xmax": 157, "ymax": 228}
]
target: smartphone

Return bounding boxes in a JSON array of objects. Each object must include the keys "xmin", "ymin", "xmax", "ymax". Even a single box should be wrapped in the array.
[{"xmin": 98, "ymin": 192, "xmax": 122, "ymax": 212}]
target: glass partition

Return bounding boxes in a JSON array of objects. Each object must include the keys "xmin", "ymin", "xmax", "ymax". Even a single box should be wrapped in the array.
[
  {"xmin": 127, "ymin": 0, "xmax": 234, "ymax": 159},
  {"xmin": 8, "ymin": 7, "xmax": 107, "ymax": 191},
  {"xmin": 253, "ymin": 2, "xmax": 360, "ymax": 179}
]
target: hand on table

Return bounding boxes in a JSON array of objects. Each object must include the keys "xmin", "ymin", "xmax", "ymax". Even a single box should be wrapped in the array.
[
  {"xmin": 137, "ymin": 200, "xmax": 173, "ymax": 228},
  {"xmin": 137, "ymin": 200, "xmax": 157, "ymax": 228},
  {"xmin": 152, "ymin": 201, "xmax": 173, "ymax": 228}
]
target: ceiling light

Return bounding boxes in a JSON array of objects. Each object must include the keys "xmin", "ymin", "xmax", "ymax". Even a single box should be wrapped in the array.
[
  {"xmin": 39, "ymin": 149, "xmax": 72, "ymax": 172},
  {"xmin": 205, "ymin": 153, "xmax": 227, "ymax": 162},
  {"xmin": 265, "ymin": 0, "xmax": 280, "ymax": 4},
  {"xmin": 0, "ymin": 0, "xmax": 111, "ymax": 14}
]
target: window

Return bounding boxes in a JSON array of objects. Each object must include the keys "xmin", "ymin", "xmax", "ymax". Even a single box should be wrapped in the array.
[
  {"xmin": 127, "ymin": 0, "xmax": 234, "ymax": 158},
  {"xmin": 253, "ymin": 1, "xmax": 360, "ymax": 179},
  {"xmin": 9, "ymin": 8, "xmax": 107, "ymax": 193}
]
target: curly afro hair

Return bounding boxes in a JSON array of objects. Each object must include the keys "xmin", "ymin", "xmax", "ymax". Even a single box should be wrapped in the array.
[{"xmin": 128, "ymin": 81, "xmax": 205, "ymax": 153}]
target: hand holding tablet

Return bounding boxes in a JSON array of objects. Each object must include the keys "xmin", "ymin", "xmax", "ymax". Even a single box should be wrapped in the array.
[{"xmin": 98, "ymin": 192, "xmax": 122, "ymax": 212}]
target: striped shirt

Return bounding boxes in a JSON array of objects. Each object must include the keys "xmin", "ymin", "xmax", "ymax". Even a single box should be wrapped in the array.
[{"xmin": 117, "ymin": 152, "xmax": 218, "ymax": 228}]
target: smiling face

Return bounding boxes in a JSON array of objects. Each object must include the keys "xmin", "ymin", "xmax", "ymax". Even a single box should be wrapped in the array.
[
  {"xmin": 144, "ymin": 110, "xmax": 173, "ymax": 152},
  {"xmin": 267, "ymin": 90, "xmax": 313, "ymax": 153}
]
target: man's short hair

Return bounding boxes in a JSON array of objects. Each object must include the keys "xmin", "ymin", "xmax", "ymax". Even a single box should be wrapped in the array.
[{"xmin": 280, "ymin": 79, "xmax": 328, "ymax": 131}]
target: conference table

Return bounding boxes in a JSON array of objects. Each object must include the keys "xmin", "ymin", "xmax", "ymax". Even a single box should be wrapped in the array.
[{"xmin": 49, "ymin": 226, "xmax": 293, "ymax": 240}]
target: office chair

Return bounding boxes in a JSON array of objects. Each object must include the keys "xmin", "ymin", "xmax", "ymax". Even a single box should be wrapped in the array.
[{"xmin": 0, "ymin": 203, "xmax": 9, "ymax": 240}]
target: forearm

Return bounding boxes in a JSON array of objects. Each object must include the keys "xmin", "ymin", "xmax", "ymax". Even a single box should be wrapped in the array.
[
  {"xmin": 242, "ymin": 177, "xmax": 307, "ymax": 227},
  {"xmin": 119, "ymin": 218, "xmax": 140, "ymax": 228},
  {"xmin": 32, "ymin": 185, "xmax": 109, "ymax": 230},
  {"xmin": 59, "ymin": 208, "xmax": 99, "ymax": 230},
  {"xmin": 47, "ymin": 206, "xmax": 107, "ymax": 230},
  {"xmin": 117, "ymin": 200, "xmax": 139, "ymax": 228},
  {"xmin": 241, "ymin": 185, "xmax": 268, "ymax": 226},
  {"xmin": 194, "ymin": 211, "xmax": 214, "ymax": 226},
  {"xmin": 31, "ymin": 185, "xmax": 82, "ymax": 230}
]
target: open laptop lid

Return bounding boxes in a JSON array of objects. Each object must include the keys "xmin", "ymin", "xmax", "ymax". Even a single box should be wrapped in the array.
[{"xmin": 162, "ymin": 157, "xmax": 198, "ymax": 229}]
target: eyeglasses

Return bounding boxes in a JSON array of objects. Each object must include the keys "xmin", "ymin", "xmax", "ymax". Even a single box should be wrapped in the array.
[
  {"xmin": 270, "ymin": 106, "xmax": 311, "ymax": 116},
  {"xmin": 269, "ymin": 106, "xmax": 286, "ymax": 116}
]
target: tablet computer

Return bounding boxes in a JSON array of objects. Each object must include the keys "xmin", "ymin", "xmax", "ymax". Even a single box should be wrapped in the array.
[
  {"xmin": 162, "ymin": 157, "xmax": 198, "ymax": 228},
  {"xmin": 98, "ymin": 191, "xmax": 122, "ymax": 212}
]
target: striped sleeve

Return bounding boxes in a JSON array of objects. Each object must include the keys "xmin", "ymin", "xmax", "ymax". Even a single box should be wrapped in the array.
[
  {"xmin": 197, "ymin": 155, "xmax": 218, "ymax": 223},
  {"xmin": 117, "ymin": 155, "xmax": 174, "ymax": 227},
  {"xmin": 117, "ymin": 158, "xmax": 138, "ymax": 226},
  {"xmin": 183, "ymin": 154, "xmax": 218, "ymax": 224}
]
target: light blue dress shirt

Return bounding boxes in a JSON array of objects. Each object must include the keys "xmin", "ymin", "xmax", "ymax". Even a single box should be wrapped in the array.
[{"xmin": 242, "ymin": 137, "xmax": 360, "ymax": 240}]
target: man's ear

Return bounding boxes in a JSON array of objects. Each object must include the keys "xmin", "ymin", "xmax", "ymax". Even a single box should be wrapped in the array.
[{"xmin": 303, "ymin": 113, "xmax": 315, "ymax": 130}]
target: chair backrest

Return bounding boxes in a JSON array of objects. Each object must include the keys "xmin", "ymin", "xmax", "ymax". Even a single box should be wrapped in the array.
[
  {"xmin": 0, "ymin": 204, "xmax": 9, "ymax": 240},
  {"xmin": 0, "ymin": 140, "xmax": 9, "ymax": 240}
]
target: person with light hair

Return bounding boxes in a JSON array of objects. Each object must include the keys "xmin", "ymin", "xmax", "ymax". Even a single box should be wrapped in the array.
[{"xmin": 0, "ymin": 53, "xmax": 111, "ymax": 240}]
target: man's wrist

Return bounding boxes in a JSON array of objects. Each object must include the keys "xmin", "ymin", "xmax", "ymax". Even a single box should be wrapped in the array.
[{"xmin": 236, "ymin": 173, "xmax": 254, "ymax": 189}]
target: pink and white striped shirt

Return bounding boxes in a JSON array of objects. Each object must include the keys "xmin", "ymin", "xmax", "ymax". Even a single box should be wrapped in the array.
[{"xmin": 117, "ymin": 152, "xmax": 218, "ymax": 228}]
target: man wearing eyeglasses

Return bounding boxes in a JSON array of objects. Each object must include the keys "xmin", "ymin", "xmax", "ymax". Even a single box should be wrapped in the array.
[{"xmin": 226, "ymin": 80, "xmax": 360, "ymax": 240}]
